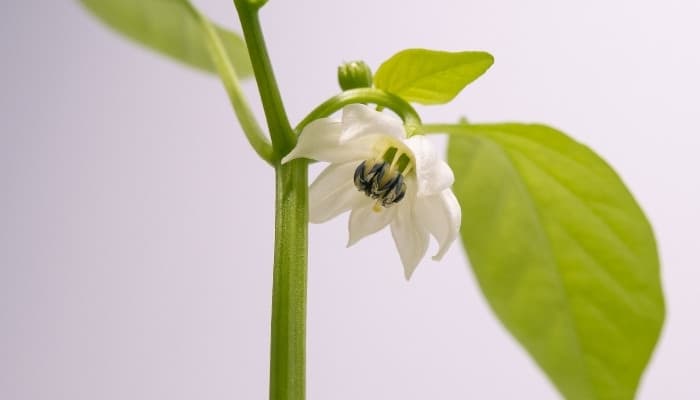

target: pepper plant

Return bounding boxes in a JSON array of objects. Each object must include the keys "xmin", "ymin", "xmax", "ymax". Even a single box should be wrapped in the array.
[{"xmin": 79, "ymin": 1, "xmax": 665, "ymax": 399}]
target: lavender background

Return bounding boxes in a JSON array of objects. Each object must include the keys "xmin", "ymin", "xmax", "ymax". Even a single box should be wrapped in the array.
[{"xmin": 2, "ymin": 0, "xmax": 699, "ymax": 399}]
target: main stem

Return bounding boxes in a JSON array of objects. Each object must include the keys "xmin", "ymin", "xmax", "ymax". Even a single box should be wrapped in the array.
[
  {"xmin": 233, "ymin": 1, "xmax": 307, "ymax": 399},
  {"xmin": 271, "ymin": 160, "xmax": 307, "ymax": 400}
]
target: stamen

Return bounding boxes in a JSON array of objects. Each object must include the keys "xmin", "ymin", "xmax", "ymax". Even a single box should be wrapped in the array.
[
  {"xmin": 402, "ymin": 164, "xmax": 414, "ymax": 176},
  {"xmin": 353, "ymin": 159, "xmax": 409, "ymax": 209},
  {"xmin": 389, "ymin": 148, "xmax": 401, "ymax": 171},
  {"xmin": 353, "ymin": 160, "xmax": 367, "ymax": 188}
]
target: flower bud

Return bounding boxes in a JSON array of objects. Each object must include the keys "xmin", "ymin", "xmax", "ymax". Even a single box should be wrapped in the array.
[{"xmin": 337, "ymin": 61, "xmax": 373, "ymax": 90}]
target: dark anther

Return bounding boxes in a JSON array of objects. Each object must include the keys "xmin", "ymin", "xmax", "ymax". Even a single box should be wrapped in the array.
[
  {"xmin": 353, "ymin": 160, "xmax": 368, "ymax": 191},
  {"xmin": 353, "ymin": 160, "xmax": 407, "ymax": 208},
  {"xmin": 380, "ymin": 175, "xmax": 406, "ymax": 207},
  {"xmin": 354, "ymin": 160, "xmax": 385, "ymax": 196}
]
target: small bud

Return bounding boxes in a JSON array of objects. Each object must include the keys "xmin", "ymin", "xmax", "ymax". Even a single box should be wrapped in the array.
[{"xmin": 337, "ymin": 61, "xmax": 373, "ymax": 91}]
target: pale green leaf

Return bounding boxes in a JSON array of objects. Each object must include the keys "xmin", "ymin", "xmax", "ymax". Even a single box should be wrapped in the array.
[
  {"xmin": 444, "ymin": 123, "xmax": 664, "ymax": 400},
  {"xmin": 373, "ymin": 49, "xmax": 493, "ymax": 105},
  {"xmin": 79, "ymin": 0, "xmax": 253, "ymax": 76}
]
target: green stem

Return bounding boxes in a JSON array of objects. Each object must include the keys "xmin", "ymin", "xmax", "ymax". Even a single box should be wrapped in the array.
[
  {"xmin": 420, "ymin": 123, "xmax": 469, "ymax": 135},
  {"xmin": 233, "ymin": 2, "xmax": 308, "ymax": 399},
  {"xmin": 234, "ymin": 0, "xmax": 296, "ymax": 159},
  {"xmin": 295, "ymin": 88, "xmax": 422, "ymax": 136},
  {"xmin": 190, "ymin": 4, "xmax": 273, "ymax": 164},
  {"xmin": 270, "ymin": 159, "xmax": 307, "ymax": 400}
]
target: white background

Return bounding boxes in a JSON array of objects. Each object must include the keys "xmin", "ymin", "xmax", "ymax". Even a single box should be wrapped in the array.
[{"xmin": 1, "ymin": 0, "xmax": 698, "ymax": 398}]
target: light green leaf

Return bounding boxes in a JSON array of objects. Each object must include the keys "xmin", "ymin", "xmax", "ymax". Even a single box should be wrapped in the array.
[
  {"xmin": 79, "ymin": 0, "xmax": 253, "ymax": 76},
  {"xmin": 444, "ymin": 123, "xmax": 664, "ymax": 400},
  {"xmin": 373, "ymin": 49, "xmax": 493, "ymax": 105}
]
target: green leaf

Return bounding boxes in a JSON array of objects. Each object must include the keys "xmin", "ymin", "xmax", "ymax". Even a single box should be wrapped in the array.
[
  {"xmin": 79, "ymin": 0, "xmax": 253, "ymax": 76},
  {"xmin": 373, "ymin": 49, "xmax": 493, "ymax": 105},
  {"xmin": 444, "ymin": 123, "xmax": 664, "ymax": 400}
]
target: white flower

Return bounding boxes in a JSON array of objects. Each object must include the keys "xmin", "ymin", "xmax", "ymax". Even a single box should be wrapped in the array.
[{"xmin": 283, "ymin": 104, "xmax": 461, "ymax": 279}]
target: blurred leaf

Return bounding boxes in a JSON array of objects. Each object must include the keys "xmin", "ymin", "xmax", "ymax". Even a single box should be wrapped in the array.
[
  {"xmin": 79, "ymin": 0, "xmax": 252, "ymax": 76},
  {"xmin": 373, "ymin": 49, "xmax": 493, "ymax": 105},
  {"xmin": 445, "ymin": 123, "xmax": 664, "ymax": 400}
]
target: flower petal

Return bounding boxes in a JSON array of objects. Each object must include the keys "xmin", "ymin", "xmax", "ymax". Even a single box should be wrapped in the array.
[
  {"xmin": 282, "ymin": 118, "xmax": 375, "ymax": 164},
  {"xmin": 309, "ymin": 162, "xmax": 365, "ymax": 223},
  {"xmin": 390, "ymin": 185, "xmax": 429, "ymax": 280},
  {"xmin": 347, "ymin": 201, "xmax": 397, "ymax": 246},
  {"xmin": 415, "ymin": 189, "xmax": 462, "ymax": 260},
  {"xmin": 340, "ymin": 104, "xmax": 406, "ymax": 141},
  {"xmin": 404, "ymin": 135, "xmax": 454, "ymax": 196}
]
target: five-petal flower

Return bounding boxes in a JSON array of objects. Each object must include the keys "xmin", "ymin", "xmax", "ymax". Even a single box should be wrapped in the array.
[{"xmin": 283, "ymin": 104, "xmax": 461, "ymax": 279}]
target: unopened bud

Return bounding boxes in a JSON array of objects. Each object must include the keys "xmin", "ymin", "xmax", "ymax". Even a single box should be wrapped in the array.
[{"xmin": 337, "ymin": 61, "xmax": 373, "ymax": 91}]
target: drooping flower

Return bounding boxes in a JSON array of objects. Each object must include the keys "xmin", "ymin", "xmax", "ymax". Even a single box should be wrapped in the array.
[{"xmin": 282, "ymin": 104, "xmax": 461, "ymax": 279}]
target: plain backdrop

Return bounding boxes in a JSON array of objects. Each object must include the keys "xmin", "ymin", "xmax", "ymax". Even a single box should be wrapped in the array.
[{"xmin": 2, "ymin": 0, "xmax": 699, "ymax": 399}]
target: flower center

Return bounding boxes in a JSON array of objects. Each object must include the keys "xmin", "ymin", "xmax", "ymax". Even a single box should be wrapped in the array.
[{"xmin": 353, "ymin": 147, "xmax": 412, "ymax": 211}]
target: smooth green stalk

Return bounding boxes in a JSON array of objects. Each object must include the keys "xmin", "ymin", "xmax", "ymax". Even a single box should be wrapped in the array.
[
  {"xmin": 234, "ymin": 0, "xmax": 296, "ymax": 158},
  {"xmin": 233, "ymin": 1, "xmax": 308, "ymax": 399},
  {"xmin": 270, "ymin": 159, "xmax": 307, "ymax": 400},
  {"xmin": 420, "ymin": 123, "xmax": 470, "ymax": 135},
  {"xmin": 191, "ymin": 4, "xmax": 273, "ymax": 164},
  {"xmin": 295, "ymin": 88, "xmax": 422, "ymax": 136}
]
